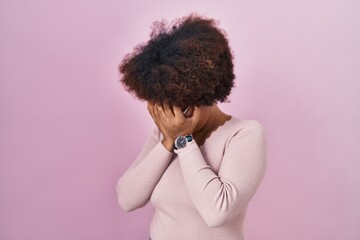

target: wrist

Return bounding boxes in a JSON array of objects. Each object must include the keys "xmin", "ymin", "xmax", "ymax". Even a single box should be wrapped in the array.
[{"xmin": 161, "ymin": 138, "xmax": 174, "ymax": 152}]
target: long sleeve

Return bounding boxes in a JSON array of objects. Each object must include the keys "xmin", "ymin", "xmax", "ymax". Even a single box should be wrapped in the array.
[
  {"xmin": 175, "ymin": 120, "xmax": 267, "ymax": 228},
  {"xmin": 116, "ymin": 127, "xmax": 174, "ymax": 212}
]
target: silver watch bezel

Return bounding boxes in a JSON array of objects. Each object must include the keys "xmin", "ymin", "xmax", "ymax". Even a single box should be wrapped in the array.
[{"xmin": 174, "ymin": 135, "xmax": 193, "ymax": 150}]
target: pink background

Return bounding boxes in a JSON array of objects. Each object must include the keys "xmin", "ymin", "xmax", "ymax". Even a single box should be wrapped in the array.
[{"xmin": 1, "ymin": 0, "xmax": 359, "ymax": 239}]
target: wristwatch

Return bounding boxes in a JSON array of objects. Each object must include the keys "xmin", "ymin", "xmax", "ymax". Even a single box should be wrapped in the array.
[{"xmin": 173, "ymin": 135, "xmax": 193, "ymax": 150}]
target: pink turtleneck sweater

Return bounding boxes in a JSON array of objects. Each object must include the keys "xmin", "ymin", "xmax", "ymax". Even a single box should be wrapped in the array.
[{"xmin": 116, "ymin": 117, "xmax": 267, "ymax": 240}]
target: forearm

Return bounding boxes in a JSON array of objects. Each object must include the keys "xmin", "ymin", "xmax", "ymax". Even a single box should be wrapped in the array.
[
  {"xmin": 116, "ymin": 142, "xmax": 174, "ymax": 211},
  {"xmin": 176, "ymin": 123, "xmax": 267, "ymax": 227},
  {"xmin": 176, "ymin": 141, "xmax": 240, "ymax": 227}
]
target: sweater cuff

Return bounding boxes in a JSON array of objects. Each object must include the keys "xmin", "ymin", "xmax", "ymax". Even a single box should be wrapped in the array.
[
  {"xmin": 156, "ymin": 141, "xmax": 175, "ymax": 156},
  {"xmin": 174, "ymin": 140, "xmax": 209, "ymax": 173}
]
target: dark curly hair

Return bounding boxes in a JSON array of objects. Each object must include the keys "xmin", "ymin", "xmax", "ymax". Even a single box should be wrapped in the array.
[{"xmin": 118, "ymin": 13, "xmax": 235, "ymax": 109}]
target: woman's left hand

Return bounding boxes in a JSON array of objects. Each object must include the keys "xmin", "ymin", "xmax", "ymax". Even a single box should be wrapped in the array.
[{"xmin": 147, "ymin": 102, "xmax": 201, "ymax": 151}]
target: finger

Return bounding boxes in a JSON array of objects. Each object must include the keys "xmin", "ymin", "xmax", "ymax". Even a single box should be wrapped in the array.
[
  {"xmin": 154, "ymin": 102, "xmax": 161, "ymax": 115},
  {"xmin": 155, "ymin": 103, "xmax": 171, "ymax": 132},
  {"xmin": 152, "ymin": 103, "xmax": 167, "ymax": 130},
  {"xmin": 147, "ymin": 101, "xmax": 154, "ymax": 113},
  {"xmin": 153, "ymin": 102, "xmax": 159, "ymax": 116},
  {"xmin": 173, "ymin": 105, "xmax": 185, "ymax": 120},
  {"xmin": 163, "ymin": 102, "xmax": 175, "ymax": 118},
  {"xmin": 147, "ymin": 102, "xmax": 157, "ymax": 119},
  {"xmin": 154, "ymin": 102, "xmax": 166, "ymax": 120},
  {"xmin": 159, "ymin": 102, "xmax": 166, "ymax": 117}
]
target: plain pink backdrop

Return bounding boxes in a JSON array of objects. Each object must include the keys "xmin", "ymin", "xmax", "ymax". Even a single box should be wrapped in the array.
[{"xmin": 0, "ymin": 0, "xmax": 359, "ymax": 239}]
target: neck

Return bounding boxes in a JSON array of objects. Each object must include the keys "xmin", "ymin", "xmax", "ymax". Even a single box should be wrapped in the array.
[{"xmin": 193, "ymin": 105, "xmax": 230, "ymax": 136}]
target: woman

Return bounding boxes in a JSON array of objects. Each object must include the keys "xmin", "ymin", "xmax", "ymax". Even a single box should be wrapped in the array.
[{"xmin": 116, "ymin": 13, "xmax": 267, "ymax": 240}]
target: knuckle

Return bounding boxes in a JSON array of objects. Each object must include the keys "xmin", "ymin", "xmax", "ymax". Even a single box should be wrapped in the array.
[{"xmin": 174, "ymin": 120, "xmax": 183, "ymax": 126}]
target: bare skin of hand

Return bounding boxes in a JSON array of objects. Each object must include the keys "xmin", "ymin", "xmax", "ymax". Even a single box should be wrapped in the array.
[{"xmin": 147, "ymin": 101, "xmax": 201, "ymax": 152}]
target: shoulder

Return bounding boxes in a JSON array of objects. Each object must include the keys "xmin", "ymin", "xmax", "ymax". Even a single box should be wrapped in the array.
[
  {"xmin": 227, "ymin": 117, "xmax": 266, "ymax": 134},
  {"xmin": 224, "ymin": 117, "xmax": 266, "ymax": 145}
]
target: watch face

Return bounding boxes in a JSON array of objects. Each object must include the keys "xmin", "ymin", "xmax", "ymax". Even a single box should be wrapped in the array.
[{"xmin": 175, "ymin": 136, "xmax": 187, "ymax": 149}]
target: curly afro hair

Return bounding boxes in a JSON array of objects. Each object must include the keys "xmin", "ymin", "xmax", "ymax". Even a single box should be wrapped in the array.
[{"xmin": 118, "ymin": 13, "xmax": 235, "ymax": 109}]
